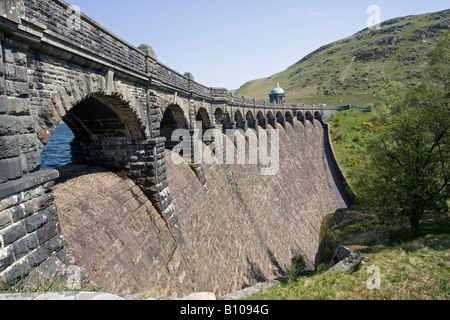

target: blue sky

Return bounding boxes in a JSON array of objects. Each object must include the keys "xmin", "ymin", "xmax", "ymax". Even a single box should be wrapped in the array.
[{"xmin": 68, "ymin": 0, "xmax": 449, "ymax": 90}]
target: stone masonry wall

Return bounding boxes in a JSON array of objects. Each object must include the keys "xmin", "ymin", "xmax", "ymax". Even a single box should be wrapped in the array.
[
  {"xmin": 0, "ymin": 169, "xmax": 63, "ymax": 289},
  {"xmin": 53, "ymin": 166, "xmax": 180, "ymax": 294},
  {"xmin": 51, "ymin": 121, "xmax": 349, "ymax": 297}
]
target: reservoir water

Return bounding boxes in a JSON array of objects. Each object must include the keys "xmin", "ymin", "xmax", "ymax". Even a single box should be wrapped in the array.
[{"xmin": 41, "ymin": 123, "xmax": 74, "ymax": 169}]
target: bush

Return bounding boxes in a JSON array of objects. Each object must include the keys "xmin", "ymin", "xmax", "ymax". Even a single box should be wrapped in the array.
[{"xmin": 288, "ymin": 255, "xmax": 306, "ymax": 280}]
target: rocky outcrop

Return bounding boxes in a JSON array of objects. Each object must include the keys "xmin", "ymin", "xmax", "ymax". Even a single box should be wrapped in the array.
[{"xmin": 327, "ymin": 245, "xmax": 362, "ymax": 273}]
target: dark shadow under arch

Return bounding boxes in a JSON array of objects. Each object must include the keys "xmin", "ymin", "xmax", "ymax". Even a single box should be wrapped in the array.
[
  {"xmin": 63, "ymin": 94, "xmax": 146, "ymax": 143},
  {"xmin": 196, "ymin": 107, "xmax": 211, "ymax": 128},
  {"xmin": 161, "ymin": 104, "xmax": 189, "ymax": 149}
]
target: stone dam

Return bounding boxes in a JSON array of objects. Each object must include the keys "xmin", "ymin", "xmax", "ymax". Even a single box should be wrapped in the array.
[
  {"xmin": 53, "ymin": 121, "xmax": 350, "ymax": 296},
  {"xmin": 0, "ymin": 0, "xmax": 352, "ymax": 297}
]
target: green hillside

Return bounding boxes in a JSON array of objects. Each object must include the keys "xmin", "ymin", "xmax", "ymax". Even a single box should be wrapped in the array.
[{"xmin": 234, "ymin": 9, "xmax": 449, "ymax": 106}]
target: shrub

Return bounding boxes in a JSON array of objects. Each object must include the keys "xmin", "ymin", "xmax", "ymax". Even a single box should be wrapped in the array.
[{"xmin": 288, "ymin": 255, "xmax": 307, "ymax": 280}]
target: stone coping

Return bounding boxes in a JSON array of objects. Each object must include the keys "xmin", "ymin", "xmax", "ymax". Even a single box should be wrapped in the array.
[{"xmin": 0, "ymin": 170, "xmax": 59, "ymax": 199}]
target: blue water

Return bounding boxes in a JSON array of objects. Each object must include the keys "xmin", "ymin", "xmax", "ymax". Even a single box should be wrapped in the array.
[{"xmin": 41, "ymin": 123, "xmax": 75, "ymax": 169}]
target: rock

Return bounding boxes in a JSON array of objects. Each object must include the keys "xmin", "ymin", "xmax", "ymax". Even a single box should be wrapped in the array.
[
  {"xmin": 66, "ymin": 265, "xmax": 82, "ymax": 290},
  {"xmin": 222, "ymin": 280, "xmax": 283, "ymax": 300},
  {"xmin": 183, "ymin": 292, "xmax": 216, "ymax": 300},
  {"xmin": 328, "ymin": 245, "xmax": 362, "ymax": 273}
]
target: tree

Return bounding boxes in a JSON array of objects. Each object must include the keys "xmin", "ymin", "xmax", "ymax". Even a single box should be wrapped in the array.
[{"xmin": 356, "ymin": 33, "xmax": 450, "ymax": 237}]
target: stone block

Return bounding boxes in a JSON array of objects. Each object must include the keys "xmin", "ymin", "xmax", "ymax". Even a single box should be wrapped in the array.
[
  {"xmin": 6, "ymin": 97, "xmax": 29, "ymax": 116},
  {"xmin": 0, "ymin": 209, "xmax": 12, "ymax": 229},
  {"xmin": 4, "ymin": 63, "xmax": 17, "ymax": 81},
  {"xmin": 0, "ymin": 115, "xmax": 22, "ymax": 135},
  {"xmin": 32, "ymin": 192, "xmax": 55, "ymax": 212},
  {"xmin": 46, "ymin": 234, "xmax": 64, "ymax": 254},
  {"xmin": 0, "ymin": 157, "xmax": 23, "ymax": 183},
  {"xmin": 12, "ymin": 232, "xmax": 39, "ymax": 260},
  {"xmin": 0, "ymin": 96, "xmax": 7, "ymax": 114},
  {"xmin": 9, "ymin": 201, "xmax": 35, "ymax": 223},
  {"xmin": 0, "ymin": 135, "xmax": 20, "ymax": 159},
  {"xmin": 14, "ymin": 52, "xmax": 27, "ymax": 66},
  {"xmin": 18, "ymin": 134, "xmax": 40, "ymax": 153},
  {"xmin": 24, "ymin": 211, "xmax": 49, "ymax": 234},
  {"xmin": 4, "ymin": 49, "xmax": 14, "ymax": 64},
  {"xmin": 26, "ymin": 246, "xmax": 49, "ymax": 270},
  {"xmin": 21, "ymin": 151, "xmax": 42, "ymax": 173},
  {"xmin": 8, "ymin": 81, "xmax": 29, "ymax": 97},
  {"xmin": 0, "ymin": 246, "xmax": 15, "ymax": 273},
  {"xmin": 0, "ymin": 221, "xmax": 26, "ymax": 247},
  {"xmin": 37, "ymin": 221, "xmax": 60, "ymax": 245}
]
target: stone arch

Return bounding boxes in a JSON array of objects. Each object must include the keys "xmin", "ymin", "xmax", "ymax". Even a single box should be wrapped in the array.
[
  {"xmin": 285, "ymin": 111, "xmax": 294, "ymax": 127},
  {"xmin": 196, "ymin": 107, "xmax": 211, "ymax": 128},
  {"xmin": 214, "ymin": 108, "xmax": 224, "ymax": 125},
  {"xmin": 276, "ymin": 111, "xmax": 285, "ymax": 127},
  {"xmin": 235, "ymin": 110, "xmax": 243, "ymax": 122},
  {"xmin": 267, "ymin": 111, "xmax": 275, "ymax": 127},
  {"xmin": 296, "ymin": 111, "xmax": 305, "ymax": 125},
  {"xmin": 314, "ymin": 111, "xmax": 323, "ymax": 121},
  {"xmin": 222, "ymin": 112, "xmax": 232, "ymax": 131},
  {"xmin": 305, "ymin": 111, "xmax": 314, "ymax": 124},
  {"xmin": 246, "ymin": 111, "xmax": 256, "ymax": 129},
  {"xmin": 223, "ymin": 112, "xmax": 231, "ymax": 124},
  {"xmin": 62, "ymin": 93, "xmax": 147, "ymax": 144},
  {"xmin": 160, "ymin": 104, "xmax": 189, "ymax": 149},
  {"xmin": 257, "ymin": 111, "xmax": 266, "ymax": 128},
  {"xmin": 235, "ymin": 110, "xmax": 244, "ymax": 129}
]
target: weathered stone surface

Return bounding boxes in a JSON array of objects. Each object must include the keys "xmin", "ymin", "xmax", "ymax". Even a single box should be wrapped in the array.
[{"xmin": 328, "ymin": 245, "xmax": 362, "ymax": 273}]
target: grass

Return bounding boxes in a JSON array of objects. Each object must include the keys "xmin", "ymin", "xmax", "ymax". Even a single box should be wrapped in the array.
[
  {"xmin": 0, "ymin": 270, "xmax": 100, "ymax": 295},
  {"xmin": 245, "ymin": 209, "xmax": 450, "ymax": 300},
  {"xmin": 326, "ymin": 108, "xmax": 376, "ymax": 191}
]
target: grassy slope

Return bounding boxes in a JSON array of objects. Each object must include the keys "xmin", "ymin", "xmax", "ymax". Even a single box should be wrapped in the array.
[
  {"xmin": 247, "ymin": 210, "xmax": 450, "ymax": 300},
  {"xmin": 234, "ymin": 10, "xmax": 449, "ymax": 106},
  {"xmin": 326, "ymin": 108, "xmax": 376, "ymax": 191}
]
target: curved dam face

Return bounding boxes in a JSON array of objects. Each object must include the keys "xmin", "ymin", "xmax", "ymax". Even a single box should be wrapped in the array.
[{"xmin": 53, "ymin": 120, "xmax": 349, "ymax": 296}]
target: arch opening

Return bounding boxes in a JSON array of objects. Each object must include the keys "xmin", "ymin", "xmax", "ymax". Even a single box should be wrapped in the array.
[
  {"xmin": 285, "ymin": 112, "xmax": 294, "ymax": 126},
  {"xmin": 305, "ymin": 111, "xmax": 314, "ymax": 124},
  {"xmin": 276, "ymin": 111, "xmax": 284, "ymax": 126},
  {"xmin": 257, "ymin": 111, "xmax": 266, "ymax": 128},
  {"xmin": 63, "ymin": 95, "xmax": 146, "ymax": 143},
  {"xmin": 214, "ymin": 108, "xmax": 224, "ymax": 125},
  {"xmin": 235, "ymin": 110, "xmax": 244, "ymax": 129},
  {"xmin": 246, "ymin": 111, "xmax": 256, "ymax": 129},
  {"xmin": 314, "ymin": 111, "xmax": 323, "ymax": 121},
  {"xmin": 196, "ymin": 107, "xmax": 211, "ymax": 128},
  {"xmin": 161, "ymin": 104, "xmax": 189, "ymax": 149},
  {"xmin": 41, "ymin": 94, "xmax": 147, "ymax": 170},
  {"xmin": 297, "ymin": 111, "xmax": 305, "ymax": 125},
  {"xmin": 267, "ymin": 111, "xmax": 275, "ymax": 128}
]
